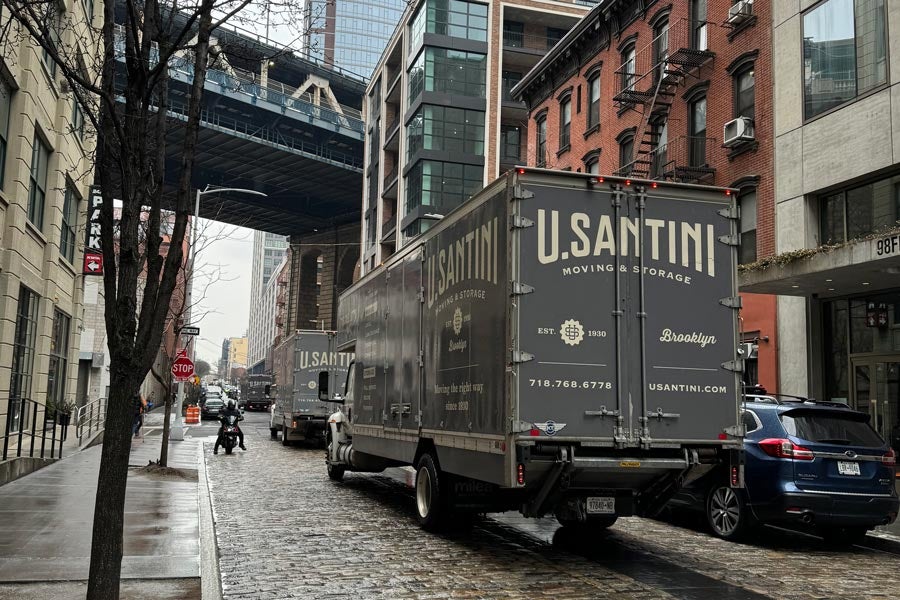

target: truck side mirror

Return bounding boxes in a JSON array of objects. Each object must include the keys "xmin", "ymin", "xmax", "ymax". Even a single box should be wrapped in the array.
[{"xmin": 318, "ymin": 371, "xmax": 329, "ymax": 401}]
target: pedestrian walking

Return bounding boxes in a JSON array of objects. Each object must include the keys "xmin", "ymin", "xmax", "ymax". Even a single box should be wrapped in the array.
[{"xmin": 132, "ymin": 393, "xmax": 147, "ymax": 438}]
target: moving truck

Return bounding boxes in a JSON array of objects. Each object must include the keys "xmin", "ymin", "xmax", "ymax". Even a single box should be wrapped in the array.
[
  {"xmin": 270, "ymin": 330, "xmax": 353, "ymax": 445},
  {"xmin": 242, "ymin": 374, "xmax": 273, "ymax": 411},
  {"xmin": 323, "ymin": 169, "xmax": 744, "ymax": 530}
]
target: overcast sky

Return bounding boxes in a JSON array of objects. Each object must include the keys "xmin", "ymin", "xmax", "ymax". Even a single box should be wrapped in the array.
[{"xmin": 191, "ymin": 220, "xmax": 255, "ymax": 369}]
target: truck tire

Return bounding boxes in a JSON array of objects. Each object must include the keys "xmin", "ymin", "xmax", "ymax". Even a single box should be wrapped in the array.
[
  {"xmin": 706, "ymin": 484, "xmax": 753, "ymax": 541},
  {"xmin": 270, "ymin": 428, "xmax": 278, "ymax": 440},
  {"xmin": 326, "ymin": 439, "xmax": 345, "ymax": 482},
  {"xmin": 281, "ymin": 421, "xmax": 290, "ymax": 447},
  {"xmin": 415, "ymin": 453, "xmax": 449, "ymax": 531}
]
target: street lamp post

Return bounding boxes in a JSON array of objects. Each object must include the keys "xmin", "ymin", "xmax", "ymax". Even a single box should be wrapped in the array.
[{"xmin": 172, "ymin": 185, "xmax": 267, "ymax": 440}]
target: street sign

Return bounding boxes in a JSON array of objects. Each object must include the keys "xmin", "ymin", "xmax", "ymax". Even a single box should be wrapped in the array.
[
  {"xmin": 172, "ymin": 355, "xmax": 195, "ymax": 382},
  {"xmin": 180, "ymin": 326, "xmax": 200, "ymax": 336},
  {"xmin": 83, "ymin": 250, "xmax": 104, "ymax": 276}
]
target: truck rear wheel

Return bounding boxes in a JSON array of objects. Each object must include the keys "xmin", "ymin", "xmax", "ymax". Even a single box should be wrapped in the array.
[
  {"xmin": 270, "ymin": 428, "xmax": 278, "ymax": 440},
  {"xmin": 415, "ymin": 453, "xmax": 449, "ymax": 531},
  {"xmin": 281, "ymin": 421, "xmax": 290, "ymax": 446}
]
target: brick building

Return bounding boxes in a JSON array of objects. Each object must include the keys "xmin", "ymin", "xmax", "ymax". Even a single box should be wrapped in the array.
[{"xmin": 513, "ymin": 0, "xmax": 777, "ymax": 390}]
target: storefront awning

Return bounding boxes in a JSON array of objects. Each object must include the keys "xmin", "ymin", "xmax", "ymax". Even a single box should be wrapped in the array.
[{"xmin": 739, "ymin": 232, "xmax": 900, "ymax": 299}]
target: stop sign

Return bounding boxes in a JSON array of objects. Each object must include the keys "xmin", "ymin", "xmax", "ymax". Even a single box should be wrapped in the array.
[{"xmin": 172, "ymin": 355, "xmax": 195, "ymax": 381}]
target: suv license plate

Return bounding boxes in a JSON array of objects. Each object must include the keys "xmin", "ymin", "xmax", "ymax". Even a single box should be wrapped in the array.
[
  {"xmin": 838, "ymin": 461, "xmax": 861, "ymax": 476},
  {"xmin": 586, "ymin": 497, "xmax": 615, "ymax": 514}
]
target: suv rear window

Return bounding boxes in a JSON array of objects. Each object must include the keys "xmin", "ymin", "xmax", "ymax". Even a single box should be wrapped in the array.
[{"xmin": 780, "ymin": 410, "xmax": 884, "ymax": 447}]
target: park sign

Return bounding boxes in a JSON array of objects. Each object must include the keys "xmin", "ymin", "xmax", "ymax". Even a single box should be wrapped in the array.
[
  {"xmin": 86, "ymin": 186, "xmax": 103, "ymax": 252},
  {"xmin": 172, "ymin": 354, "xmax": 195, "ymax": 382}
]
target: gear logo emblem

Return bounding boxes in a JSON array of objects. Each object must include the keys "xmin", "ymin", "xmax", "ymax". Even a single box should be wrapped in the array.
[
  {"xmin": 308, "ymin": 380, "xmax": 317, "ymax": 390},
  {"xmin": 453, "ymin": 307, "xmax": 463, "ymax": 335},
  {"xmin": 560, "ymin": 319, "xmax": 584, "ymax": 346}
]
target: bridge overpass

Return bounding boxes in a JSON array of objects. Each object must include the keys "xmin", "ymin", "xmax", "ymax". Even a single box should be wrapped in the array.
[{"xmin": 113, "ymin": 16, "xmax": 366, "ymax": 236}]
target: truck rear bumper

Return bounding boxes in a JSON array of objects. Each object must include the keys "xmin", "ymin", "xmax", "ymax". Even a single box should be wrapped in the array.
[{"xmin": 285, "ymin": 416, "xmax": 327, "ymax": 441}]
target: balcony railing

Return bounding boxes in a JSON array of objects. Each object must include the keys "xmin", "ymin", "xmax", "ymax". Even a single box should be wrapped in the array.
[
  {"xmin": 502, "ymin": 29, "xmax": 563, "ymax": 53},
  {"xmin": 383, "ymin": 164, "xmax": 399, "ymax": 190},
  {"xmin": 616, "ymin": 136, "xmax": 716, "ymax": 182},
  {"xmin": 613, "ymin": 19, "xmax": 715, "ymax": 107}
]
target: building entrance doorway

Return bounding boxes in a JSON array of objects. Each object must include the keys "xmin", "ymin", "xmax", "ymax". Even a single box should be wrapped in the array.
[{"xmin": 851, "ymin": 358, "xmax": 900, "ymax": 450}]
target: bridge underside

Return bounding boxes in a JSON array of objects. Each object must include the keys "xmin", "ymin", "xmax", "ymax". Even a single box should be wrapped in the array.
[{"xmin": 162, "ymin": 123, "xmax": 362, "ymax": 235}]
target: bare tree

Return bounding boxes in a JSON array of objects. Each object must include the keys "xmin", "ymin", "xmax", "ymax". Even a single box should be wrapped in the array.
[{"xmin": 0, "ymin": 1, "xmax": 307, "ymax": 597}]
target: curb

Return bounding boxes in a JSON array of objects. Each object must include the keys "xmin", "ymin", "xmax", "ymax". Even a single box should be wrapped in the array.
[{"xmin": 198, "ymin": 442, "xmax": 223, "ymax": 600}]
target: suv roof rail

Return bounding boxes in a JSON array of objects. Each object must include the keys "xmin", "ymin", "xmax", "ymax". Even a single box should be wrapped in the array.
[{"xmin": 743, "ymin": 394, "xmax": 852, "ymax": 409}]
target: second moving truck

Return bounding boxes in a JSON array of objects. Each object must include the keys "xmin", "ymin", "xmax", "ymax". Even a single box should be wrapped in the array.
[{"xmin": 323, "ymin": 169, "xmax": 744, "ymax": 530}]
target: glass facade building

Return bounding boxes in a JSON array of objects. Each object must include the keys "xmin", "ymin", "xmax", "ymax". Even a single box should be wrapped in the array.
[{"xmin": 304, "ymin": 0, "xmax": 407, "ymax": 78}]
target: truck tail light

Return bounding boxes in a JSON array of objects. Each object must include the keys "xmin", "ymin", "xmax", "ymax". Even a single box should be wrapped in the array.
[
  {"xmin": 882, "ymin": 448, "xmax": 896, "ymax": 466},
  {"xmin": 517, "ymin": 463, "xmax": 525, "ymax": 485},
  {"xmin": 292, "ymin": 420, "xmax": 297, "ymax": 429},
  {"xmin": 758, "ymin": 438, "xmax": 814, "ymax": 461}
]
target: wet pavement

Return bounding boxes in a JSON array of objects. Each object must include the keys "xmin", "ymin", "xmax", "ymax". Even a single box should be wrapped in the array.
[
  {"xmin": 205, "ymin": 414, "xmax": 900, "ymax": 600},
  {"xmin": 0, "ymin": 432, "xmax": 201, "ymax": 590}
]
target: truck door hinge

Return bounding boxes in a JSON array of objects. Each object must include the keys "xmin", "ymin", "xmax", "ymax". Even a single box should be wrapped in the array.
[
  {"xmin": 511, "ymin": 350, "xmax": 534, "ymax": 364},
  {"xmin": 718, "ymin": 205, "xmax": 740, "ymax": 220},
  {"xmin": 647, "ymin": 408, "xmax": 681, "ymax": 421},
  {"xmin": 417, "ymin": 349, "xmax": 424, "ymax": 367},
  {"xmin": 724, "ymin": 425, "xmax": 742, "ymax": 437},
  {"xmin": 510, "ymin": 215, "xmax": 534, "ymax": 229},
  {"xmin": 722, "ymin": 359, "xmax": 745, "ymax": 373},
  {"xmin": 510, "ymin": 281, "xmax": 535, "ymax": 296},
  {"xmin": 719, "ymin": 296, "xmax": 742, "ymax": 309},
  {"xmin": 718, "ymin": 233, "xmax": 740, "ymax": 247},
  {"xmin": 417, "ymin": 287, "xmax": 426, "ymax": 303},
  {"xmin": 512, "ymin": 185, "xmax": 535, "ymax": 201},
  {"xmin": 510, "ymin": 419, "xmax": 533, "ymax": 433}
]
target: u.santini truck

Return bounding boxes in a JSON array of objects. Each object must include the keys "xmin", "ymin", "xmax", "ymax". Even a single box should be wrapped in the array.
[{"xmin": 322, "ymin": 169, "xmax": 744, "ymax": 530}]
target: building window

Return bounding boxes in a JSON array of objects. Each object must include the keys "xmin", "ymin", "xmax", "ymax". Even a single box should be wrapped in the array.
[
  {"xmin": 428, "ymin": 0, "xmax": 488, "ymax": 42},
  {"xmin": 72, "ymin": 99, "xmax": 85, "ymax": 141},
  {"xmin": 60, "ymin": 185, "xmax": 77, "ymax": 263},
  {"xmin": 651, "ymin": 118, "xmax": 668, "ymax": 178},
  {"xmin": 408, "ymin": 48, "xmax": 487, "ymax": 100},
  {"xmin": 10, "ymin": 287, "xmax": 39, "ymax": 428},
  {"xmin": 803, "ymin": 0, "xmax": 887, "ymax": 120},
  {"xmin": 29, "ymin": 133, "xmax": 50, "ymax": 230},
  {"xmin": 502, "ymin": 70, "xmax": 522, "ymax": 102},
  {"xmin": 738, "ymin": 189, "xmax": 757, "ymax": 264},
  {"xmin": 587, "ymin": 74, "xmax": 600, "ymax": 129},
  {"xmin": 503, "ymin": 20, "xmax": 524, "ymax": 48},
  {"xmin": 536, "ymin": 115, "xmax": 547, "ymax": 167},
  {"xmin": 819, "ymin": 173, "xmax": 900, "ymax": 245},
  {"xmin": 652, "ymin": 18, "xmax": 669, "ymax": 81},
  {"xmin": 0, "ymin": 79, "xmax": 10, "ymax": 190},
  {"xmin": 583, "ymin": 150, "xmax": 601, "ymax": 175},
  {"xmin": 688, "ymin": 95, "xmax": 707, "ymax": 167},
  {"xmin": 547, "ymin": 27, "xmax": 567, "ymax": 50},
  {"xmin": 406, "ymin": 105, "xmax": 485, "ymax": 160},
  {"xmin": 500, "ymin": 125, "xmax": 521, "ymax": 163},
  {"xmin": 621, "ymin": 44, "xmax": 636, "ymax": 91},
  {"xmin": 405, "ymin": 160, "xmax": 482, "ymax": 213},
  {"xmin": 82, "ymin": 0, "xmax": 94, "ymax": 24},
  {"xmin": 559, "ymin": 96, "xmax": 571, "ymax": 151},
  {"xmin": 42, "ymin": 16, "xmax": 59, "ymax": 78},
  {"xmin": 46, "ymin": 310, "xmax": 71, "ymax": 411},
  {"xmin": 691, "ymin": 0, "xmax": 708, "ymax": 51},
  {"xmin": 734, "ymin": 65, "xmax": 755, "ymax": 120},
  {"xmin": 409, "ymin": 4, "xmax": 426, "ymax": 54},
  {"xmin": 619, "ymin": 133, "xmax": 635, "ymax": 170}
]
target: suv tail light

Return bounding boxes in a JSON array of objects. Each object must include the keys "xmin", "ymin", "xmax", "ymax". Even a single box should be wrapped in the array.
[
  {"xmin": 758, "ymin": 438, "xmax": 814, "ymax": 461},
  {"xmin": 883, "ymin": 448, "xmax": 896, "ymax": 466}
]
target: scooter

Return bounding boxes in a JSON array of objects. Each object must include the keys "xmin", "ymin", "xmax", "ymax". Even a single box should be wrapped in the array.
[{"xmin": 220, "ymin": 414, "xmax": 242, "ymax": 455}]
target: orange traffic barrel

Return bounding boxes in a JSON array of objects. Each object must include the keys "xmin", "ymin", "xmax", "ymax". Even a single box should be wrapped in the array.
[{"xmin": 185, "ymin": 406, "xmax": 200, "ymax": 424}]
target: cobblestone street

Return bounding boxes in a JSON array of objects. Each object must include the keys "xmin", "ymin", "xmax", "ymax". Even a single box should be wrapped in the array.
[{"xmin": 204, "ymin": 413, "xmax": 900, "ymax": 600}]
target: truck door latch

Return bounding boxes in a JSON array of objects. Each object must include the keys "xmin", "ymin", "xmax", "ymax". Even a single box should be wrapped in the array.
[
  {"xmin": 584, "ymin": 406, "xmax": 620, "ymax": 418},
  {"xmin": 647, "ymin": 408, "xmax": 681, "ymax": 421}
]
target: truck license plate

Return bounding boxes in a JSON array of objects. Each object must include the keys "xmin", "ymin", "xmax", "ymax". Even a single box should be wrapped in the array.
[
  {"xmin": 838, "ymin": 461, "xmax": 860, "ymax": 476},
  {"xmin": 586, "ymin": 497, "xmax": 615, "ymax": 514}
]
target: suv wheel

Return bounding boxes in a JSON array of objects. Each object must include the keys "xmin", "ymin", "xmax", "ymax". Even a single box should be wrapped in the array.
[{"xmin": 706, "ymin": 484, "xmax": 753, "ymax": 540}]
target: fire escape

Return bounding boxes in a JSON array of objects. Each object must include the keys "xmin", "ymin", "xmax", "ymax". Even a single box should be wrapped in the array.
[{"xmin": 613, "ymin": 19, "xmax": 715, "ymax": 182}]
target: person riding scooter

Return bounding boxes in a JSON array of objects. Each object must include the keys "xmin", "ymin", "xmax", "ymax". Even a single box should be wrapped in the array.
[{"xmin": 214, "ymin": 399, "xmax": 245, "ymax": 454}]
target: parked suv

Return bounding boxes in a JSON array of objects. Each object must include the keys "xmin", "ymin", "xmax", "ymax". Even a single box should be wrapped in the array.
[{"xmin": 669, "ymin": 391, "xmax": 898, "ymax": 543}]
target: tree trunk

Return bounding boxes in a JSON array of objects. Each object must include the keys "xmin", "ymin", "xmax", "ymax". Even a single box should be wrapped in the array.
[
  {"xmin": 86, "ymin": 372, "xmax": 136, "ymax": 600},
  {"xmin": 158, "ymin": 386, "xmax": 173, "ymax": 467}
]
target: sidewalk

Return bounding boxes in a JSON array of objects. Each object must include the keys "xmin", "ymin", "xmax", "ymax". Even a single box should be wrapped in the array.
[{"xmin": 0, "ymin": 434, "xmax": 204, "ymax": 600}]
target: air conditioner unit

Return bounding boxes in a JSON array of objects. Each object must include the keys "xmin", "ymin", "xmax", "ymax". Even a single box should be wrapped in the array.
[
  {"xmin": 727, "ymin": 0, "xmax": 753, "ymax": 25},
  {"xmin": 723, "ymin": 117, "xmax": 755, "ymax": 147}
]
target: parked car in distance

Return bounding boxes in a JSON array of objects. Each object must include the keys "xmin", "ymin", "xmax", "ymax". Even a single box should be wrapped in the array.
[
  {"xmin": 201, "ymin": 398, "xmax": 225, "ymax": 420},
  {"xmin": 668, "ymin": 390, "xmax": 898, "ymax": 544}
]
